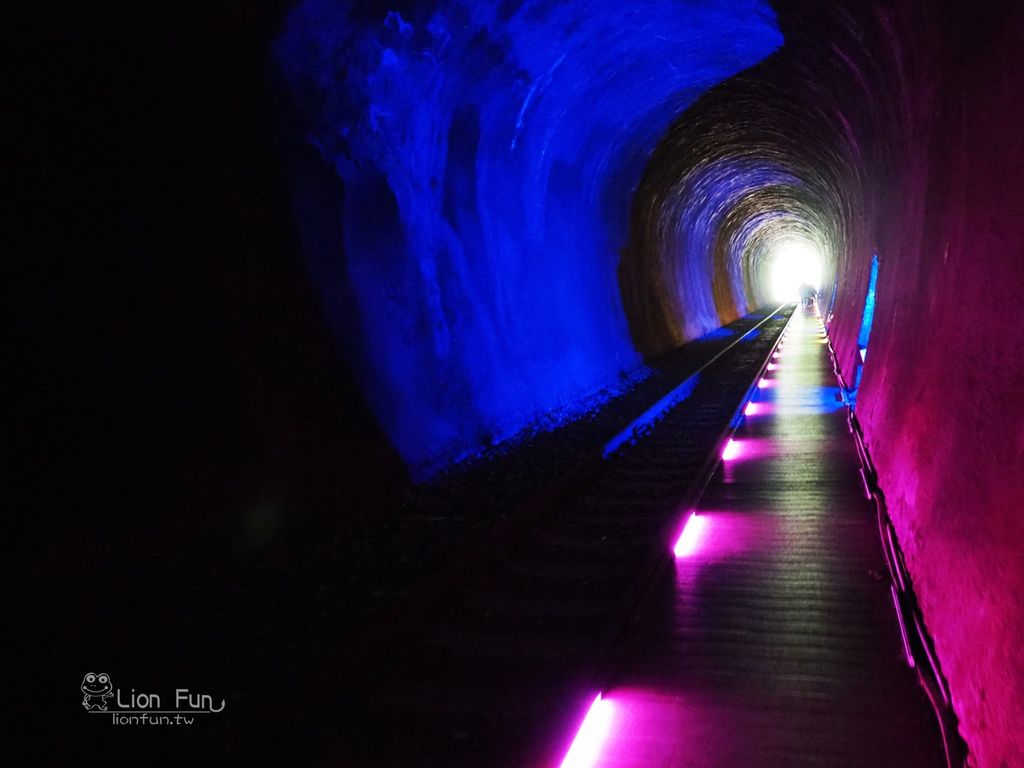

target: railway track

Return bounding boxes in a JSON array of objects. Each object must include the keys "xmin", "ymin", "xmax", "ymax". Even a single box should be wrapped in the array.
[{"xmin": 341, "ymin": 306, "xmax": 793, "ymax": 767}]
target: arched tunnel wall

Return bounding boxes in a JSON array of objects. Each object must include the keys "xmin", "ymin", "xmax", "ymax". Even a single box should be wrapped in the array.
[
  {"xmin": 274, "ymin": 2, "xmax": 1023, "ymax": 764},
  {"xmin": 14, "ymin": 0, "xmax": 1022, "ymax": 762},
  {"xmin": 274, "ymin": 0, "xmax": 784, "ymax": 477},
  {"xmin": 631, "ymin": 3, "xmax": 1024, "ymax": 763},
  {"xmin": 629, "ymin": 4, "xmax": 1024, "ymax": 763}
]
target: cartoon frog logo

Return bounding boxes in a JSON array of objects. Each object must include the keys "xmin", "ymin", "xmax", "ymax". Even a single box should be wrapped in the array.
[{"xmin": 81, "ymin": 672, "xmax": 114, "ymax": 711}]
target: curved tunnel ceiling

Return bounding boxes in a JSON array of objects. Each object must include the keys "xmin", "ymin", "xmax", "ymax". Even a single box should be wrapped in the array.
[
  {"xmin": 275, "ymin": 1, "xmax": 900, "ymax": 476},
  {"xmin": 623, "ymin": 2, "xmax": 896, "ymax": 356}
]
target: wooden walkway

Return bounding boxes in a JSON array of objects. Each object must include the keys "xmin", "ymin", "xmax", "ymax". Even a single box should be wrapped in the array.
[{"xmin": 581, "ymin": 308, "xmax": 944, "ymax": 767}]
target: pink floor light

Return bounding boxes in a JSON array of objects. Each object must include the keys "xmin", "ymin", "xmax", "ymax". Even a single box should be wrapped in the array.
[
  {"xmin": 722, "ymin": 438, "xmax": 741, "ymax": 461},
  {"xmin": 673, "ymin": 512, "xmax": 709, "ymax": 558},
  {"xmin": 744, "ymin": 402, "xmax": 773, "ymax": 417},
  {"xmin": 560, "ymin": 694, "xmax": 614, "ymax": 768}
]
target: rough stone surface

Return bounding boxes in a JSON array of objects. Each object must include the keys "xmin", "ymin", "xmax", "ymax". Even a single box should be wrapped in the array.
[
  {"xmin": 274, "ymin": 0, "xmax": 783, "ymax": 476},
  {"xmin": 835, "ymin": 10, "xmax": 1024, "ymax": 767},
  {"xmin": 18, "ymin": 1, "xmax": 1023, "ymax": 764}
]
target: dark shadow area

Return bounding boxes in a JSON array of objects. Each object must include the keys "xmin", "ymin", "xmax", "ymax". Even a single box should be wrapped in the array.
[{"xmin": 13, "ymin": 3, "xmax": 408, "ymax": 761}]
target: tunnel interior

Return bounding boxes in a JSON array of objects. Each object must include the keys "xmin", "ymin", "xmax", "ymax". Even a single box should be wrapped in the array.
[
  {"xmin": 272, "ymin": 3, "xmax": 1024, "ymax": 765},
  {"xmin": 273, "ymin": 5, "xmax": 1024, "ymax": 756},
  {"xmin": 274, "ymin": 0, "xmax": 791, "ymax": 477},
  {"xmin": 18, "ymin": 0, "xmax": 1024, "ymax": 765}
]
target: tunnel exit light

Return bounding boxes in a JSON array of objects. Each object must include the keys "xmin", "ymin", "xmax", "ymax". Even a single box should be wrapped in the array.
[
  {"xmin": 768, "ymin": 238, "xmax": 823, "ymax": 302},
  {"xmin": 559, "ymin": 694, "xmax": 614, "ymax": 768}
]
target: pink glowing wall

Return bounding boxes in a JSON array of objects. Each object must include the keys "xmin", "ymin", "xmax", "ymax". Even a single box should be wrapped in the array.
[{"xmin": 828, "ymin": 6, "xmax": 1024, "ymax": 765}]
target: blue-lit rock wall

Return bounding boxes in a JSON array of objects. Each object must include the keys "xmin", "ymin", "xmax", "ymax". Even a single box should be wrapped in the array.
[
  {"xmin": 626, "ymin": 3, "xmax": 1024, "ymax": 762},
  {"xmin": 275, "ymin": 0, "xmax": 781, "ymax": 476}
]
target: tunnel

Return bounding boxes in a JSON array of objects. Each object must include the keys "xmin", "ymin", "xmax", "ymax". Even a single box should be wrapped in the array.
[{"xmin": 16, "ymin": 0, "xmax": 1024, "ymax": 766}]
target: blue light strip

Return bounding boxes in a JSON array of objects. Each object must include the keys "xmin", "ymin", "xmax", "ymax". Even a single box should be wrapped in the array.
[{"xmin": 603, "ymin": 374, "xmax": 701, "ymax": 458}]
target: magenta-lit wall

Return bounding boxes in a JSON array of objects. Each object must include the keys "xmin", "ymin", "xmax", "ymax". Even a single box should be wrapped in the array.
[{"xmin": 827, "ymin": 6, "xmax": 1024, "ymax": 766}]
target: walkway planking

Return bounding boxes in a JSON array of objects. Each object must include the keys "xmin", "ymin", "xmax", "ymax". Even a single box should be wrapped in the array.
[
  {"xmin": 585, "ymin": 307, "xmax": 945, "ymax": 767},
  {"xmin": 344, "ymin": 312, "xmax": 793, "ymax": 767}
]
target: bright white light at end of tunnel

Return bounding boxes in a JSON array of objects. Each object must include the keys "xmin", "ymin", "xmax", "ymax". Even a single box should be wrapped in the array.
[{"xmin": 768, "ymin": 238, "xmax": 823, "ymax": 302}]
